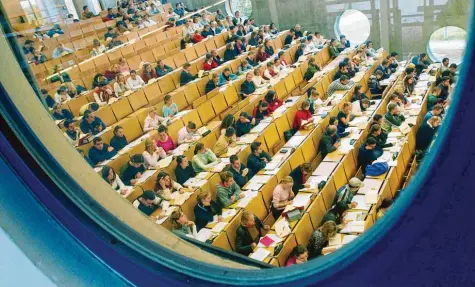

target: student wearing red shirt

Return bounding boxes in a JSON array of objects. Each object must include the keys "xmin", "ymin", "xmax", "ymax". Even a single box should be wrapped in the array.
[
  {"xmin": 293, "ymin": 100, "xmax": 313, "ymax": 130},
  {"xmin": 263, "ymin": 62, "xmax": 277, "ymax": 80},
  {"xmin": 264, "ymin": 91, "xmax": 283, "ymax": 114},
  {"xmin": 252, "ymin": 101, "xmax": 270, "ymax": 125},
  {"xmin": 255, "ymin": 45, "xmax": 269, "ymax": 62},
  {"xmin": 192, "ymin": 30, "xmax": 205, "ymax": 43},
  {"xmin": 203, "ymin": 54, "xmax": 218, "ymax": 71}
]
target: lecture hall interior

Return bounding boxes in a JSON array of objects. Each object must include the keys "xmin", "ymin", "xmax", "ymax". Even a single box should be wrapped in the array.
[{"xmin": 0, "ymin": 0, "xmax": 470, "ymax": 282}]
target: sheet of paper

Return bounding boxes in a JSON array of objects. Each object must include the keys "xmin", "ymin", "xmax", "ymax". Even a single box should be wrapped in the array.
[
  {"xmin": 156, "ymin": 216, "xmax": 169, "ymax": 225},
  {"xmin": 221, "ymin": 209, "xmax": 237, "ymax": 219},
  {"xmin": 342, "ymin": 234, "xmax": 359, "ymax": 245},
  {"xmin": 174, "ymin": 192, "xmax": 192, "ymax": 205},
  {"xmin": 351, "ymin": 194, "xmax": 372, "ymax": 211},
  {"xmin": 157, "ymin": 156, "xmax": 173, "ymax": 168},
  {"xmin": 136, "ymin": 170, "xmax": 156, "ymax": 184},
  {"xmin": 237, "ymin": 197, "xmax": 251, "ymax": 208},
  {"xmin": 243, "ymin": 181, "xmax": 263, "ymax": 191},
  {"xmin": 365, "ymin": 188, "xmax": 379, "ymax": 204},
  {"xmin": 196, "ymin": 228, "xmax": 213, "ymax": 242},
  {"xmin": 211, "ymin": 222, "xmax": 228, "ymax": 233},
  {"xmin": 195, "ymin": 172, "xmax": 210, "ymax": 179},
  {"xmin": 249, "ymin": 248, "xmax": 271, "ymax": 261},
  {"xmin": 340, "ymin": 221, "xmax": 365, "ymax": 234},
  {"xmin": 226, "ymin": 146, "xmax": 240, "ymax": 156},
  {"xmin": 274, "ymin": 218, "xmax": 291, "ymax": 238},
  {"xmin": 237, "ymin": 133, "xmax": 258, "ymax": 144},
  {"xmin": 292, "ymin": 192, "xmax": 312, "ymax": 208},
  {"xmin": 257, "ymin": 234, "xmax": 283, "ymax": 248},
  {"xmin": 328, "ymin": 234, "xmax": 343, "ymax": 246},
  {"xmin": 251, "ymin": 175, "xmax": 273, "ymax": 184}
]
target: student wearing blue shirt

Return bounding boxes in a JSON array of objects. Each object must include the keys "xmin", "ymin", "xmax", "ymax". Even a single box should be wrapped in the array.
[
  {"xmin": 235, "ymin": 112, "xmax": 253, "ymax": 137},
  {"xmin": 194, "ymin": 191, "xmax": 223, "ymax": 231},
  {"xmin": 240, "ymin": 72, "xmax": 256, "ymax": 99},
  {"xmin": 155, "ymin": 59, "xmax": 173, "ymax": 77},
  {"xmin": 284, "ymin": 29, "xmax": 296, "ymax": 46},
  {"xmin": 264, "ymin": 39, "xmax": 274, "ymax": 56},
  {"xmin": 223, "ymin": 43, "xmax": 237, "ymax": 62},
  {"xmin": 218, "ymin": 68, "xmax": 237, "ymax": 86},
  {"xmin": 423, "ymin": 104, "xmax": 444, "ymax": 123},
  {"xmin": 162, "ymin": 94, "xmax": 178, "ymax": 117},
  {"xmin": 339, "ymin": 35, "xmax": 351, "ymax": 50},
  {"xmin": 47, "ymin": 24, "xmax": 64, "ymax": 38},
  {"xmin": 247, "ymin": 141, "xmax": 271, "ymax": 178},
  {"xmin": 23, "ymin": 40, "xmax": 35, "ymax": 55},
  {"xmin": 89, "ymin": 137, "xmax": 117, "ymax": 165},
  {"xmin": 205, "ymin": 73, "xmax": 219, "ymax": 94},
  {"xmin": 109, "ymin": 125, "xmax": 128, "ymax": 151},
  {"xmin": 179, "ymin": 62, "xmax": 197, "ymax": 85},
  {"xmin": 228, "ymin": 155, "xmax": 249, "ymax": 188},
  {"xmin": 201, "ymin": 25, "xmax": 214, "ymax": 38},
  {"xmin": 80, "ymin": 111, "xmax": 106, "ymax": 135},
  {"xmin": 358, "ymin": 138, "xmax": 379, "ymax": 175},
  {"xmin": 375, "ymin": 59, "xmax": 391, "ymax": 80}
]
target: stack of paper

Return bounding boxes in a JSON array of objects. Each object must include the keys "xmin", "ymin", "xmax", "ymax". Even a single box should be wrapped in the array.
[
  {"xmin": 226, "ymin": 146, "xmax": 241, "ymax": 156},
  {"xmin": 328, "ymin": 234, "xmax": 343, "ymax": 246},
  {"xmin": 183, "ymin": 178, "xmax": 207, "ymax": 188},
  {"xmin": 195, "ymin": 172, "xmax": 210, "ymax": 179},
  {"xmin": 340, "ymin": 221, "xmax": 365, "ymax": 234},
  {"xmin": 136, "ymin": 170, "xmax": 156, "ymax": 184},
  {"xmin": 221, "ymin": 209, "xmax": 237, "ymax": 219},
  {"xmin": 344, "ymin": 211, "xmax": 364, "ymax": 222},
  {"xmin": 196, "ymin": 228, "xmax": 213, "ymax": 242},
  {"xmin": 274, "ymin": 218, "xmax": 291, "ymax": 238},
  {"xmin": 257, "ymin": 234, "xmax": 283, "ymax": 248},
  {"xmin": 211, "ymin": 222, "xmax": 228, "ymax": 233},
  {"xmin": 292, "ymin": 192, "xmax": 312, "ymax": 208},
  {"xmin": 250, "ymin": 122, "xmax": 270, "ymax": 134},
  {"xmin": 174, "ymin": 192, "xmax": 192, "ymax": 205},
  {"xmin": 243, "ymin": 181, "xmax": 263, "ymax": 191},
  {"xmin": 249, "ymin": 248, "xmax": 271, "ymax": 261},
  {"xmin": 237, "ymin": 197, "xmax": 252, "ymax": 208},
  {"xmin": 157, "ymin": 156, "xmax": 174, "ymax": 168},
  {"xmin": 237, "ymin": 133, "xmax": 258, "ymax": 144},
  {"xmin": 342, "ymin": 234, "xmax": 359, "ymax": 245},
  {"xmin": 351, "ymin": 194, "xmax": 372, "ymax": 211}
]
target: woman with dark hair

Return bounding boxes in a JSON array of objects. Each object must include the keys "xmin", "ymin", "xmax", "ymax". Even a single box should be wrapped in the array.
[
  {"xmin": 293, "ymin": 100, "xmax": 313, "ymax": 131},
  {"xmin": 175, "ymin": 155, "xmax": 196, "ymax": 185},
  {"xmin": 153, "ymin": 172, "xmax": 184, "ymax": 201},
  {"xmin": 191, "ymin": 143, "xmax": 219, "ymax": 172},
  {"xmin": 264, "ymin": 91, "xmax": 283, "ymax": 114},
  {"xmin": 155, "ymin": 125, "xmax": 176, "ymax": 154},
  {"xmin": 403, "ymin": 75, "xmax": 415, "ymax": 96},
  {"xmin": 252, "ymin": 101, "xmax": 270, "ymax": 125},
  {"xmin": 286, "ymin": 245, "xmax": 308, "ymax": 266},
  {"xmin": 141, "ymin": 63, "xmax": 158, "ymax": 83},
  {"xmin": 101, "ymin": 166, "xmax": 129, "ymax": 195},
  {"xmin": 220, "ymin": 114, "xmax": 236, "ymax": 135},
  {"xmin": 109, "ymin": 125, "xmax": 128, "ymax": 151},
  {"xmin": 269, "ymin": 23, "xmax": 279, "ymax": 34},
  {"xmin": 377, "ymin": 198, "xmax": 393, "ymax": 220},
  {"xmin": 170, "ymin": 209, "xmax": 197, "ymax": 238},
  {"xmin": 264, "ymin": 39, "xmax": 275, "ymax": 56}
]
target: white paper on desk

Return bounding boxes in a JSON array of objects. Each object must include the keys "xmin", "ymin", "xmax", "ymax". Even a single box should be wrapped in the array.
[
  {"xmin": 196, "ymin": 228, "xmax": 213, "ymax": 242},
  {"xmin": 183, "ymin": 178, "xmax": 207, "ymax": 188},
  {"xmin": 136, "ymin": 170, "xmax": 156, "ymax": 184},
  {"xmin": 285, "ymin": 136, "xmax": 306, "ymax": 148},
  {"xmin": 222, "ymin": 209, "xmax": 237, "ymax": 219},
  {"xmin": 254, "ymin": 87, "xmax": 267, "ymax": 94},
  {"xmin": 157, "ymin": 156, "xmax": 173, "ymax": 168},
  {"xmin": 388, "ymin": 160, "xmax": 397, "ymax": 167},
  {"xmin": 250, "ymin": 122, "xmax": 270, "ymax": 134},
  {"xmin": 197, "ymin": 126, "xmax": 210, "ymax": 136},
  {"xmin": 351, "ymin": 194, "xmax": 372, "ymax": 211},
  {"xmin": 238, "ymin": 133, "xmax": 258, "ymax": 144},
  {"xmin": 156, "ymin": 216, "xmax": 169, "ymax": 225},
  {"xmin": 274, "ymin": 218, "xmax": 291, "ymax": 238},
  {"xmin": 340, "ymin": 221, "xmax": 365, "ymax": 234},
  {"xmin": 249, "ymin": 248, "xmax": 271, "ymax": 261},
  {"xmin": 226, "ymin": 146, "xmax": 240, "ymax": 156},
  {"xmin": 344, "ymin": 211, "xmax": 363, "ymax": 222},
  {"xmin": 307, "ymin": 176, "xmax": 327, "ymax": 189},
  {"xmin": 165, "ymin": 206, "xmax": 177, "ymax": 216},
  {"xmin": 251, "ymin": 175, "xmax": 273, "ymax": 184},
  {"xmin": 237, "ymin": 197, "xmax": 251, "ymax": 208},
  {"xmin": 342, "ymin": 234, "xmax": 359, "ymax": 245},
  {"xmin": 257, "ymin": 234, "xmax": 283, "ymax": 248},
  {"xmin": 243, "ymin": 181, "xmax": 263, "ymax": 191},
  {"xmin": 120, "ymin": 186, "xmax": 134, "ymax": 198},
  {"xmin": 328, "ymin": 234, "xmax": 342, "ymax": 246},
  {"xmin": 365, "ymin": 188, "xmax": 378, "ymax": 204},
  {"xmin": 349, "ymin": 116, "xmax": 369, "ymax": 127},
  {"xmin": 173, "ymin": 110, "xmax": 191, "ymax": 119},
  {"xmin": 161, "ymin": 200, "xmax": 170, "ymax": 212},
  {"xmin": 388, "ymin": 131, "xmax": 403, "ymax": 138},
  {"xmin": 399, "ymin": 122, "xmax": 411, "ymax": 135},
  {"xmin": 195, "ymin": 172, "xmax": 210, "ymax": 179},
  {"xmin": 243, "ymin": 190, "xmax": 258, "ymax": 199},
  {"xmin": 213, "ymin": 161, "xmax": 229, "ymax": 172},
  {"xmin": 174, "ymin": 192, "xmax": 192, "ymax": 205},
  {"xmin": 211, "ymin": 222, "xmax": 228, "ymax": 233},
  {"xmin": 406, "ymin": 117, "xmax": 417, "ymax": 126},
  {"xmin": 292, "ymin": 192, "xmax": 312, "ymax": 208},
  {"xmin": 172, "ymin": 144, "xmax": 189, "ymax": 156}
]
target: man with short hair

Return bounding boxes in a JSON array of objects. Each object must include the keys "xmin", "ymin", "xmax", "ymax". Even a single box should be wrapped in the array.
[
  {"xmin": 121, "ymin": 154, "xmax": 145, "ymax": 185},
  {"xmin": 332, "ymin": 177, "xmax": 364, "ymax": 212},
  {"xmin": 218, "ymin": 67, "xmax": 238, "ymax": 86},
  {"xmin": 358, "ymin": 137, "xmax": 379, "ymax": 174},
  {"xmin": 135, "ymin": 190, "xmax": 160, "ymax": 216},
  {"xmin": 284, "ymin": 29, "xmax": 296, "ymax": 46},
  {"xmin": 368, "ymin": 70, "xmax": 385, "ymax": 96},
  {"xmin": 327, "ymin": 75, "xmax": 354, "ymax": 97},
  {"xmin": 126, "ymin": 70, "xmax": 145, "ymax": 91},
  {"xmin": 375, "ymin": 59, "xmax": 391, "ymax": 79},
  {"xmin": 247, "ymin": 141, "xmax": 271, "ymax": 178},
  {"xmin": 427, "ymin": 86, "xmax": 443, "ymax": 110},
  {"xmin": 228, "ymin": 155, "xmax": 249, "ymax": 188},
  {"xmin": 235, "ymin": 112, "xmax": 253, "ymax": 137},
  {"xmin": 82, "ymin": 5, "xmax": 95, "ymax": 19},
  {"xmin": 63, "ymin": 120, "xmax": 80, "ymax": 146},
  {"xmin": 52, "ymin": 43, "xmax": 73, "ymax": 59},
  {"xmin": 294, "ymin": 24, "xmax": 303, "ymax": 39},
  {"xmin": 88, "ymin": 137, "xmax": 117, "ymax": 165},
  {"xmin": 216, "ymin": 171, "xmax": 244, "ymax": 208},
  {"xmin": 213, "ymin": 127, "xmax": 237, "ymax": 156},
  {"xmin": 235, "ymin": 211, "xmax": 268, "ymax": 256},
  {"xmin": 319, "ymin": 126, "xmax": 341, "ymax": 158},
  {"xmin": 180, "ymin": 62, "xmax": 197, "ymax": 85},
  {"xmin": 423, "ymin": 104, "xmax": 444, "ymax": 123},
  {"xmin": 22, "ymin": 40, "xmax": 35, "ymax": 55},
  {"xmin": 383, "ymin": 103, "xmax": 405, "ymax": 132},
  {"xmin": 437, "ymin": 76, "xmax": 452, "ymax": 101},
  {"xmin": 79, "ymin": 111, "xmax": 106, "ymax": 135},
  {"xmin": 289, "ymin": 162, "xmax": 312, "ymax": 194}
]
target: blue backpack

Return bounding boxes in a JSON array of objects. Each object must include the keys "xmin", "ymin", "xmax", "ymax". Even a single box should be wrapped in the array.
[{"xmin": 366, "ymin": 162, "xmax": 389, "ymax": 176}]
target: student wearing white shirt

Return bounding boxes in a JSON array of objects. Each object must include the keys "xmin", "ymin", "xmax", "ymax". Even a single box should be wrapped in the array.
[
  {"xmin": 252, "ymin": 67, "xmax": 269, "ymax": 88},
  {"xmin": 143, "ymin": 15, "xmax": 156, "ymax": 27},
  {"xmin": 387, "ymin": 93, "xmax": 407, "ymax": 113},
  {"xmin": 351, "ymin": 98, "xmax": 370, "ymax": 116},
  {"xmin": 54, "ymin": 87, "xmax": 71, "ymax": 105},
  {"xmin": 192, "ymin": 17, "xmax": 203, "ymax": 31},
  {"xmin": 304, "ymin": 35, "xmax": 318, "ymax": 53},
  {"xmin": 113, "ymin": 74, "xmax": 131, "ymax": 96},
  {"xmin": 143, "ymin": 107, "xmax": 166, "ymax": 132},
  {"xmin": 177, "ymin": 121, "xmax": 197, "ymax": 145},
  {"xmin": 142, "ymin": 138, "xmax": 166, "ymax": 168},
  {"xmin": 182, "ymin": 20, "xmax": 195, "ymax": 37},
  {"xmin": 101, "ymin": 166, "xmax": 129, "ymax": 195},
  {"xmin": 312, "ymin": 32, "xmax": 326, "ymax": 46},
  {"xmin": 126, "ymin": 70, "xmax": 145, "ymax": 91}
]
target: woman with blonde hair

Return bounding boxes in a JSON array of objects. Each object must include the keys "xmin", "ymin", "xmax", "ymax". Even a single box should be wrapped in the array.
[
  {"xmin": 142, "ymin": 138, "xmax": 166, "ymax": 168},
  {"xmin": 271, "ymin": 176, "xmax": 295, "ymax": 219},
  {"xmin": 91, "ymin": 38, "xmax": 106, "ymax": 56},
  {"xmin": 170, "ymin": 209, "xmax": 197, "ymax": 238},
  {"xmin": 113, "ymin": 73, "xmax": 131, "ymax": 96},
  {"xmin": 307, "ymin": 221, "xmax": 337, "ymax": 258},
  {"xmin": 194, "ymin": 191, "xmax": 223, "ymax": 231},
  {"xmin": 252, "ymin": 67, "xmax": 269, "ymax": 88}
]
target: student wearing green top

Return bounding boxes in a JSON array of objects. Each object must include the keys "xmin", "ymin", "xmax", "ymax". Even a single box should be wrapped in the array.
[
  {"xmin": 382, "ymin": 103, "xmax": 405, "ymax": 132},
  {"xmin": 162, "ymin": 94, "xmax": 178, "ymax": 118},
  {"xmin": 427, "ymin": 86, "xmax": 442, "ymax": 111},
  {"xmin": 216, "ymin": 171, "xmax": 244, "ymax": 208},
  {"xmin": 170, "ymin": 209, "xmax": 198, "ymax": 239},
  {"xmin": 191, "ymin": 143, "xmax": 220, "ymax": 172},
  {"xmin": 329, "ymin": 38, "xmax": 340, "ymax": 59}
]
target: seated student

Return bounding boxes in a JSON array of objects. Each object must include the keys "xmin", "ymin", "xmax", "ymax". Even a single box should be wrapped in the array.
[
  {"xmin": 203, "ymin": 53, "xmax": 219, "ymax": 71},
  {"xmin": 437, "ymin": 76, "xmax": 452, "ymax": 101},
  {"xmin": 376, "ymin": 198, "xmax": 393, "ymax": 221},
  {"xmin": 41, "ymin": 89, "xmax": 55, "ymax": 109},
  {"xmin": 271, "ymin": 176, "xmax": 295, "ymax": 219},
  {"xmin": 32, "ymin": 49, "xmax": 47, "ymax": 65},
  {"xmin": 218, "ymin": 68, "xmax": 238, "ymax": 86},
  {"xmin": 427, "ymin": 86, "xmax": 444, "ymax": 111},
  {"xmin": 358, "ymin": 138, "xmax": 379, "ymax": 174},
  {"xmin": 235, "ymin": 112, "xmax": 254, "ymax": 137},
  {"xmin": 54, "ymin": 87, "xmax": 71, "ymax": 105},
  {"xmin": 109, "ymin": 125, "xmax": 128, "ymax": 151},
  {"xmin": 90, "ymin": 39, "xmax": 106, "ymax": 56},
  {"xmin": 332, "ymin": 177, "xmax": 364, "ymax": 212},
  {"xmin": 329, "ymin": 116, "xmax": 349, "ymax": 138},
  {"xmin": 352, "ymin": 98, "xmax": 370, "ymax": 116},
  {"xmin": 437, "ymin": 63, "xmax": 457, "ymax": 85},
  {"xmin": 205, "ymin": 73, "xmax": 220, "ymax": 94},
  {"xmin": 120, "ymin": 154, "xmax": 145, "ymax": 185},
  {"xmin": 177, "ymin": 121, "xmax": 197, "ymax": 145},
  {"xmin": 22, "ymin": 39, "xmax": 35, "ymax": 55},
  {"xmin": 262, "ymin": 39, "xmax": 274, "ymax": 56},
  {"xmin": 170, "ymin": 209, "xmax": 198, "ymax": 239},
  {"xmin": 286, "ymin": 245, "xmax": 309, "ymax": 266},
  {"xmin": 116, "ymin": 58, "xmax": 130, "ymax": 75},
  {"xmin": 308, "ymin": 89, "xmax": 323, "ymax": 114},
  {"xmin": 89, "ymin": 137, "xmax": 117, "ymax": 166},
  {"xmin": 303, "ymin": 58, "xmax": 321, "ymax": 81},
  {"xmin": 402, "ymin": 75, "xmax": 415, "ymax": 96},
  {"xmin": 155, "ymin": 125, "xmax": 175, "ymax": 154},
  {"xmin": 194, "ymin": 191, "xmax": 223, "ymax": 231},
  {"xmin": 213, "ymin": 127, "xmax": 237, "ymax": 157},
  {"xmin": 143, "ymin": 107, "xmax": 166, "ymax": 132},
  {"xmin": 277, "ymin": 51, "xmax": 288, "ymax": 68},
  {"xmin": 78, "ymin": 102, "xmax": 100, "ymax": 117},
  {"xmin": 113, "ymin": 74, "xmax": 131, "ymax": 96},
  {"xmin": 382, "ymin": 103, "xmax": 406, "ymax": 133},
  {"xmin": 329, "ymin": 38, "xmax": 340, "ymax": 59},
  {"xmin": 51, "ymin": 104, "xmax": 73, "ymax": 121},
  {"xmin": 155, "ymin": 59, "xmax": 173, "ymax": 77},
  {"xmin": 141, "ymin": 63, "xmax": 158, "ymax": 84},
  {"xmin": 126, "ymin": 70, "xmax": 145, "ymax": 91},
  {"xmin": 307, "ymin": 221, "xmax": 337, "ymax": 259},
  {"xmin": 264, "ymin": 91, "xmax": 283, "ymax": 114},
  {"xmin": 81, "ymin": 5, "xmax": 95, "ymax": 19},
  {"xmin": 180, "ymin": 63, "xmax": 197, "ymax": 85},
  {"xmin": 175, "ymin": 155, "xmax": 196, "ymax": 185},
  {"xmin": 201, "ymin": 24, "xmax": 214, "ymax": 38},
  {"xmin": 351, "ymin": 84, "xmax": 369, "ymax": 103},
  {"xmin": 240, "ymin": 72, "xmax": 257, "ymax": 99},
  {"xmin": 63, "ymin": 120, "xmax": 80, "ymax": 146},
  {"xmin": 135, "ymin": 190, "xmax": 160, "ymax": 216},
  {"xmin": 263, "ymin": 62, "xmax": 278, "ymax": 81},
  {"xmin": 293, "ymin": 100, "xmax": 313, "ymax": 131},
  {"xmin": 228, "ymin": 155, "xmax": 249, "ymax": 188},
  {"xmin": 153, "ymin": 172, "xmax": 184, "ymax": 201},
  {"xmin": 216, "ymin": 171, "xmax": 244, "ymax": 208},
  {"xmin": 337, "ymin": 35, "xmax": 351, "ymax": 52},
  {"xmin": 414, "ymin": 53, "xmax": 429, "ymax": 75},
  {"xmin": 247, "ymin": 141, "xmax": 272, "ymax": 178},
  {"xmin": 235, "ymin": 211, "xmax": 269, "ymax": 256},
  {"xmin": 416, "ymin": 116, "xmax": 441, "ymax": 152},
  {"xmin": 192, "ymin": 143, "xmax": 220, "ymax": 172},
  {"xmin": 220, "ymin": 114, "xmax": 236, "ymax": 136},
  {"xmin": 294, "ymin": 44, "xmax": 305, "ymax": 61},
  {"xmin": 252, "ymin": 67, "xmax": 270, "ymax": 87},
  {"xmin": 93, "ymin": 78, "xmax": 117, "ymax": 106},
  {"xmin": 108, "ymin": 34, "xmax": 124, "ymax": 49},
  {"xmin": 327, "ymin": 75, "xmax": 354, "ymax": 97},
  {"xmin": 101, "ymin": 166, "xmax": 129, "ymax": 195},
  {"xmin": 334, "ymin": 62, "xmax": 350, "ymax": 81},
  {"xmin": 142, "ymin": 138, "xmax": 166, "ymax": 169},
  {"xmin": 52, "ymin": 43, "xmax": 73, "ymax": 59},
  {"xmin": 246, "ymin": 51, "xmax": 259, "ymax": 67},
  {"xmin": 192, "ymin": 29, "xmax": 205, "ymax": 43},
  {"xmin": 248, "ymin": 31, "xmax": 261, "ymax": 47},
  {"xmin": 223, "ymin": 43, "xmax": 237, "ymax": 62},
  {"xmin": 80, "ymin": 111, "xmax": 106, "ymax": 135},
  {"xmin": 234, "ymin": 37, "xmax": 247, "ymax": 56},
  {"xmin": 237, "ymin": 59, "xmax": 253, "ymax": 75},
  {"xmin": 269, "ymin": 22, "xmax": 279, "ymax": 35},
  {"xmin": 180, "ymin": 33, "xmax": 193, "ymax": 49},
  {"xmin": 289, "ymin": 162, "xmax": 312, "ymax": 194},
  {"xmin": 368, "ymin": 70, "xmax": 385, "ymax": 96},
  {"xmin": 255, "ymin": 45, "xmax": 269, "ymax": 63},
  {"xmin": 337, "ymin": 102, "xmax": 353, "ymax": 132},
  {"xmin": 319, "ymin": 126, "xmax": 341, "ymax": 158},
  {"xmin": 210, "ymin": 49, "xmax": 224, "ymax": 66},
  {"xmin": 375, "ymin": 59, "xmax": 391, "ymax": 80},
  {"xmin": 365, "ymin": 41, "xmax": 377, "ymax": 57},
  {"xmin": 284, "ymin": 29, "xmax": 296, "ymax": 46},
  {"xmin": 162, "ymin": 95, "xmax": 179, "ymax": 118},
  {"xmin": 368, "ymin": 124, "xmax": 392, "ymax": 150},
  {"xmin": 252, "ymin": 101, "xmax": 270, "ymax": 125}
]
